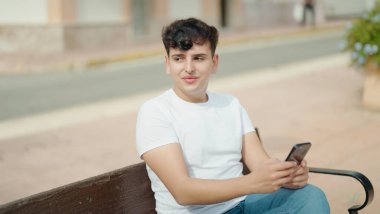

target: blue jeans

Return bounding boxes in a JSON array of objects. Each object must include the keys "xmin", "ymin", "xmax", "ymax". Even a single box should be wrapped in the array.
[{"xmin": 224, "ymin": 184, "xmax": 330, "ymax": 214}]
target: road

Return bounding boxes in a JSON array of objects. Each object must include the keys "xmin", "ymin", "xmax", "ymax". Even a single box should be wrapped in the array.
[{"xmin": 0, "ymin": 30, "xmax": 343, "ymax": 121}]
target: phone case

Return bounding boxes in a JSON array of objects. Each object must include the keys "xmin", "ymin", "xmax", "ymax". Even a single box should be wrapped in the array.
[{"xmin": 285, "ymin": 142, "xmax": 312, "ymax": 164}]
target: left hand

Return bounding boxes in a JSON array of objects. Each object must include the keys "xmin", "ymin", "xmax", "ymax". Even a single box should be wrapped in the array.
[{"xmin": 282, "ymin": 160, "xmax": 309, "ymax": 189}]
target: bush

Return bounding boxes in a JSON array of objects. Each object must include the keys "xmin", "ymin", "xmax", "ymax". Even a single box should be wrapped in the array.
[{"xmin": 344, "ymin": 1, "xmax": 380, "ymax": 70}]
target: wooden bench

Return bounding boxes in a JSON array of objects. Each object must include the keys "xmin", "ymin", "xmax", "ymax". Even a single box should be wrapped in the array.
[{"xmin": 0, "ymin": 161, "xmax": 374, "ymax": 214}]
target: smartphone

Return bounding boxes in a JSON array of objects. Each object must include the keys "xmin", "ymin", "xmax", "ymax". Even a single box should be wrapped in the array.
[{"xmin": 285, "ymin": 142, "xmax": 312, "ymax": 165}]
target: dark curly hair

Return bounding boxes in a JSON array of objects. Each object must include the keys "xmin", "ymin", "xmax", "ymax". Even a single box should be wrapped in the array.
[{"xmin": 162, "ymin": 18, "xmax": 219, "ymax": 56}]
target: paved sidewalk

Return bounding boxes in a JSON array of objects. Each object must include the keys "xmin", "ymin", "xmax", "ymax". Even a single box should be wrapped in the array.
[
  {"xmin": 0, "ymin": 21, "xmax": 345, "ymax": 74},
  {"xmin": 0, "ymin": 53, "xmax": 378, "ymax": 213}
]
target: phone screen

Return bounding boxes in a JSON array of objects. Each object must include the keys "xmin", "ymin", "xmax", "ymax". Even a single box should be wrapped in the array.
[{"xmin": 285, "ymin": 142, "xmax": 311, "ymax": 164}]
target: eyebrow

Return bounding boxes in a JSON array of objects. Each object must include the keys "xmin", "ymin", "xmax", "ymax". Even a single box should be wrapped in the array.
[
  {"xmin": 170, "ymin": 54, "xmax": 185, "ymax": 58},
  {"xmin": 170, "ymin": 53, "xmax": 208, "ymax": 58},
  {"xmin": 193, "ymin": 54, "xmax": 208, "ymax": 57}
]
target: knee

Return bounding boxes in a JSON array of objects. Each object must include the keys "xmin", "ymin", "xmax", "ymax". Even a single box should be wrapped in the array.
[
  {"xmin": 303, "ymin": 184, "xmax": 326, "ymax": 198},
  {"xmin": 282, "ymin": 184, "xmax": 330, "ymax": 213},
  {"xmin": 300, "ymin": 184, "xmax": 330, "ymax": 209}
]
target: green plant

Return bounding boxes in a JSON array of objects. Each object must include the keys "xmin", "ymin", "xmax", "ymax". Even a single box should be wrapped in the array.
[{"xmin": 343, "ymin": 1, "xmax": 380, "ymax": 70}]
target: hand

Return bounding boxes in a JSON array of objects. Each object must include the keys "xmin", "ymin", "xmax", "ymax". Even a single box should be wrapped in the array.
[
  {"xmin": 247, "ymin": 158, "xmax": 298, "ymax": 194},
  {"xmin": 282, "ymin": 160, "xmax": 309, "ymax": 189}
]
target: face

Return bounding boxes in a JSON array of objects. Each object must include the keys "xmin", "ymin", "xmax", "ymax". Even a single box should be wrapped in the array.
[{"xmin": 165, "ymin": 42, "xmax": 218, "ymax": 103}]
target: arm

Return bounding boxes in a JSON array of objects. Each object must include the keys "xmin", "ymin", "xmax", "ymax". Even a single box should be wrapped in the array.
[
  {"xmin": 143, "ymin": 143, "xmax": 249, "ymax": 205},
  {"xmin": 143, "ymin": 140, "xmax": 298, "ymax": 205},
  {"xmin": 241, "ymin": 131, "xmax": 271, "ymax": 172}
]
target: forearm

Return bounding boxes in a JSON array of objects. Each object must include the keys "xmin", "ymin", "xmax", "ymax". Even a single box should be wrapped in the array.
[
  {"xmin": 144, "ymin": 144, "xmax": 254, "ymax": 205},
  {"xmin": 173, "ymin": 175, "xmax": 251, "ymax": 205},
  {"xmin": 175, "ymin": 158, "xmax": 298, "ymax": 205}
]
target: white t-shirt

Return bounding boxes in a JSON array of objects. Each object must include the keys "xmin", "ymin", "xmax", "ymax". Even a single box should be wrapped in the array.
[{"xmin": 136, "ymin": 89, "xmax": 254, "ymax": 214}]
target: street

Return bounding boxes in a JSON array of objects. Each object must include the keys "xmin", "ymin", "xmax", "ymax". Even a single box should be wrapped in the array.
[{"xmin": 0, "ymin": 30, "xmax": 343, "ymax": 121}]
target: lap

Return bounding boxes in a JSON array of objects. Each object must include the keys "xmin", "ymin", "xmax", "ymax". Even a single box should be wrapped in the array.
[{"xmin": 243, "ymin": 184, "xmax": 329, "ymax": 214}]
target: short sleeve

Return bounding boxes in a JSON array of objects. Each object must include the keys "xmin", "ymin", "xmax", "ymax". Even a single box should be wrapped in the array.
[
  {"xmin": 240, "ymin": 105, "xmax": 254, "ymax": 135},
  {"xmin": 136, "ymin": 101, "xmax": 179, "ymax": 158}
]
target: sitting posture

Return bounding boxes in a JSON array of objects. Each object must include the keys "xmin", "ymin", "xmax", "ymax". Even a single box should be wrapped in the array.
[{"xmin": 136, "ymin": 17, "xmax": 330, "ymax": 214}]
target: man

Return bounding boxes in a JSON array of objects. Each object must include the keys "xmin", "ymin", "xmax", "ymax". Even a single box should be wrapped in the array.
[{"xmin": 136, "ymin": 18, "xmax": 329, "ymax": 214}]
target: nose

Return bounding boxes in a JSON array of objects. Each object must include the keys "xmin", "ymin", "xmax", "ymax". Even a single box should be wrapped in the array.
[{"xmin": 185, "ymin": 59, "xmax": 195, "ymax": 74}]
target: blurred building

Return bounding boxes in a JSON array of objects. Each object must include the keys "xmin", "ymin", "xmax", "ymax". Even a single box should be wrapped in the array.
[
  {"xmin": 324, "ymin": 0, "xmax": 377, "ymax": 18},
  {"xmin": 0, "ymin": 0, "xmax": 374, "ymax": 53}
]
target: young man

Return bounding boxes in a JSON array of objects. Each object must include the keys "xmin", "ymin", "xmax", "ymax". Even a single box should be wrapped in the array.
[{"xmin": 136, "ymin": 18, "xmax": 329, "ymax": 214}]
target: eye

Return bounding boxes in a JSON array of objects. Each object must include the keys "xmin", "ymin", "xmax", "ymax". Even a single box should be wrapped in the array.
[
  {"xmin": 172, "ymin": 56, "xmax": 184, "ymax": 62},
  {"xmin": 194, "ymin": 56, "xmax": 205, "ymax": 61}
]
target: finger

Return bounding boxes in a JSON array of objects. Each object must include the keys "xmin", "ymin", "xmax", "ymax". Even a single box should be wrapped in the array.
[
  {"xmin": 301, "ymin": 159, "xmax": 307, "ymax": 167},
  {"xmin": 273, "ymin": 167, "xmax": 298, "ymax": 180},
  {"xmin": 290, "ymin": 180, "xmax": 308, "ymax": 188},
  {"xmin": 273, "ymin": 161, "xmax": 298, "ymax": 171},
  {"xmin": 283, "ymin": 177, "xmax": 308, "ymax": 188},
  {"xmin": 293, "ymin": 166, "xmax": 308, "ymax": 176},
  {"xmin": 283, "ymin": 182, "xmax": 305, "ymax": 189},
  {"xmin": 274, "ymin": 175, "xmax": 294, "ymax": 186},
  {"xmin": 282, "ymin": 182, "xmax": 298, "ymax": 189},
  {"xmin": 282, "ymin": 183, "xmax": 294, "ymax": 189},
  {"xmin": 291, "ymin": 173, "xmax": 309, "ymax": 183},
  {"xmin": 291, "ymin": 163, "xmax": 308, "ymax": 174}
]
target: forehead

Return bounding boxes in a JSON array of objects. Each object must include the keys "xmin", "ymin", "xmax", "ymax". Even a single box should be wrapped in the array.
[{"xmin": 169, "ymin": 42, "xmax": 212, "ymax": 56}]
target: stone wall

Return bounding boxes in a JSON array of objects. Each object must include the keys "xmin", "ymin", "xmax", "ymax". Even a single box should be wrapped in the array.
[
  {"xmin": 0, "ymin": 23, "xmax": 131, "ymax": 53},
  {"xmin": 0, "ymin": 25, "xmax": 64, "ymax": 53},
  {"xmin": 242, "ymin": 0, "xmax": 298, "ymax": 29},
  {"xmin": 63, "ymin": 23, "xmax": 130, "ymax": 51}
]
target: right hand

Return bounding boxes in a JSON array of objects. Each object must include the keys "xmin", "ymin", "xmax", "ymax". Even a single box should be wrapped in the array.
[{"xmin": 246, "ymin": 158, "xmax": 298, "ymax": 194}]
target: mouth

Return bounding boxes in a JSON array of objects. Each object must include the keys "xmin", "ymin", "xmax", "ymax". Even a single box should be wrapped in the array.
[{"xmin": 182, "ymin": 76, "xmax": 198, "ymax": 84}]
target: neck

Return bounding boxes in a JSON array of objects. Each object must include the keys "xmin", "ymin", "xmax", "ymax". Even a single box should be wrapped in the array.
[{"xmin": 172, "ymin": 88, "xmax": 208, "ymax": 103}]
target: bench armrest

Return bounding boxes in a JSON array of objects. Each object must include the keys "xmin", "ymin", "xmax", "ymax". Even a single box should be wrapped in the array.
[{"xmin": 309, "ymin": 167, "xmax": 374, "ymax": 214}]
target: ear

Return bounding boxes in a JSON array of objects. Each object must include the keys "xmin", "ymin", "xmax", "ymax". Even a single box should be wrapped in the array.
[
  {"xmin": 211, "ymin": 53, "xmax": 219, "ymax": 74},
  {"xmin": 165, "ymin": 55, "xmax": 171, "ymax": 74}
]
